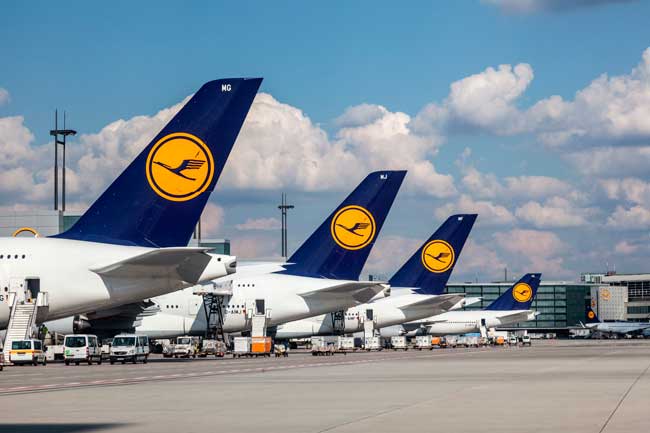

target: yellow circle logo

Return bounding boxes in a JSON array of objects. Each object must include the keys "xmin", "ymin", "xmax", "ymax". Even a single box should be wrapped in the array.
[
  {"xmin": 512, "ymin": 282, "xmax": 533, "ymax": 303},
  {"xmin": 146, "ymin": 132, "xmax": 214, "ymax": 202},
  {"xmin": 421, "ymin": 240, "xmax": 455, "ymax": 273},
  {"xmin": 600, "ymin": 289, "xmax": 611, "ymax": 301},
  {"xmin": 330, "ymin": 205, "xmax": 376, "ymax": 250},
  {"xmin": 588, "ymin": 311, "xmax": 595, "ymax": 319}
]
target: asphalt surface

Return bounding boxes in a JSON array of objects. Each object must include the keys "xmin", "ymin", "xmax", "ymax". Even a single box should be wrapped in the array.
[{"xmin": 1, "ymin": 340, "xmax": 649, "ymax": 433}]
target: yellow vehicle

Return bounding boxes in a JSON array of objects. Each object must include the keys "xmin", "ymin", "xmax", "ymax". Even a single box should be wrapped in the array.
[{"xmin": 10, "ymin": 339, "xmax": 47, "ymax": 366}]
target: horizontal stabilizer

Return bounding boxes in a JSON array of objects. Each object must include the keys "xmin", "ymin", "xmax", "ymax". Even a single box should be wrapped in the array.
[
  {"xmin": 300, "ymin": 282, "xmax": 389, "ymax": 305},
  {"xmin": 398, "ymin": 294, "xmax": 465, "ymax": 315},
  {"xmin": 90, "ymin": 247, "xmax": 212, "ymax": 284}
]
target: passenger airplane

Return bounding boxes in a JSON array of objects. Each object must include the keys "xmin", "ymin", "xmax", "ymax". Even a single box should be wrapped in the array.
[
  {"xmin": 48, "ymin": 171, "xmax": 406, "ymax": 337},
  {"xmin": 0, "ymin": 78, "xmax": 261, "ymax": 329},
  {"xmin": 403, "ymin": 273, "xmax": 542, "ymax": 336},
  {"xmin": 274, "ymin": 214, "xmax": 477, "ymax": 339},
  {"xmin": 582, "ymin": 306, "xmax": 650, "ymax": 337}
]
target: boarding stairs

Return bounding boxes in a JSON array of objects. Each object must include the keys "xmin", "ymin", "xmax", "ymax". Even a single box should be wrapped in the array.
[{"xmin": 2, "ymin": 292, "xmax": 49, "ymax": 364}]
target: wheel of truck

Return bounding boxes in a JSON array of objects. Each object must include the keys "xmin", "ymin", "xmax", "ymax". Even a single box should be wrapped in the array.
[
  {"xmin": 42, "ymin": 358, "xmax": 47, "ymax": 366},
  {"xmin": 110, "ymin": 359, "xmax": 115, "ymax": 365},
  {"xmin": 88, "ymin": 359, "xmax": 93, "ymax": 365},
  {"xmin": 192, "ymin": 354, "xmax": 196, "ymax": 358},
  {"xmin": 65, "ymin": 360, "xmax": 70, "ymax": 366},
  {"xmin": 132, "ymin": 356, "xmax": 137, "ymax": 364},
  {"xmin": 143, "ymin": 356, "xmax": 148, "ymax": 364},
  {"xmin": 75, "ymin": 361, "xmax": 80, "ymax": 366},
  {"xmin": 121, "ymin": 360, "xmax": 125, "ymax": 364},
  {"xmin": 32, "ymin": 358, "xmax": 38, "ymax": 366}
]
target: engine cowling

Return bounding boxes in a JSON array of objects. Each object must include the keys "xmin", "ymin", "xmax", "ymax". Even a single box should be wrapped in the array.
[{"xmin": 44, "ymin": 315, "xmax": 91, "ymax": 335}]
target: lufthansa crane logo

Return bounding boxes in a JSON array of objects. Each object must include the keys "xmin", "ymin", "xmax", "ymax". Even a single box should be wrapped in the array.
[
  {"xmin": 421, "ymin": 240, "xmax": 455, "ymax": 273},
  {"xmin": 600, "ymin": 289, "xmax": 611, "ymax": 301},
  {"xmin": 587, "ymin": 310, "xmax": 596, "ymax": 319},
  {"xmin": 330, "ymin": 205, "xmax": 376, "ymax": 250},
  {"xmin": 512, "ymin": 282, "xmax": 533, "ymax": 303},
  {"xmin": 146, "ymin": 132, "xmax": 214, "ymax": 202}
]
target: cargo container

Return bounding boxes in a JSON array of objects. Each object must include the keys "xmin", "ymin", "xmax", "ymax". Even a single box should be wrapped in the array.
[
  {"xmin": 390, "ymin": 336, "xmax": 408, "ymax": 350},
  {"xmin": 415, "ymin": 335, "xmax": 432, "ymax": 350},
  {"xmin": 431, "ymin": 336, "xmax": 442, "ymax": 347},
  {"xmin": 311, "ymin": 336, "xmax": 335, "ymax": 356},
  {"xmin": 364, "ymin": 336, "xmax": 383, "ymax": 351},
  {"xmin": 337, "ymin": 336, "xmax": 355, "ymax": 352},
  {"xmin": 251, "ymin": 337, "xmax": 272, "ymax": 356},
  {"xmin": 233, "ymin": 337, "xmax": 252, "ymax": 358}
]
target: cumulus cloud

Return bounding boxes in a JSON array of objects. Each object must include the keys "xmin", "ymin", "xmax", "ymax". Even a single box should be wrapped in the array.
[
  {"xmin": 614, "ymin": 240, "xmax": 639, "ymax": 255},
  {"xmin": 235, "ymin": 217, "xmax": 281, "ymax": 231},
  {"xmin": 600, "ymin": 178, "xmax": 650, "ymax": 205},
  {"xmin": 515, "ymin": 197, "xmax": 592, "ymax": 228},
  {"xmin": 493, "ymin": 229, "xmax": 571, "ymax": 277},
  {"xmin": 200, "ymin": 203, "xmax": 225, "ymax": 238},
  {"xmin": 364, "ymin": 235, "xmax": 422, "ymax": 279},
  {"xmin": 435, "ymin": 194, "xmax": 515, "ymax": 226},
  {"xmin": 606, "ymin": 205, "xmax": 650, "ymax": 229},
  {"xmin": 454, "ymin": 239, "xmax": 507, "ymax": 280},
  {"xmin": 483, "ymin": 0, "xmax": 635, "ymax": 14},
  {"xmin": 0, "ymin": 88, "xmax": 10, "ymax": 106}
]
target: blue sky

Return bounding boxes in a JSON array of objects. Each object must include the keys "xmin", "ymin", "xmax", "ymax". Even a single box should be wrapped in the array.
[{"xmin": 2, "ymin": 0, "xmax": 650, "ymax": 280}]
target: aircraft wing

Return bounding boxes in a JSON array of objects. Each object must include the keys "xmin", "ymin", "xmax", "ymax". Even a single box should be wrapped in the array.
[
  {"xmin": 90, "ymin": 247, "xmax": 213, "ymax": 284},
  {"xmin": 299, "ymin": 282, "xmax": 389, "ymax": 305},
  {"xmin": 493, "ymin": 310, "xmax": 536, "ymax": 324},
  {"xmin": 398, "ymin": 294, "xmax": 465, "ymax": 316}
]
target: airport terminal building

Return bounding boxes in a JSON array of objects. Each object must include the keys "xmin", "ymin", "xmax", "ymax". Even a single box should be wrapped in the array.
[{"xmin": 444, "ymin": 281, "xmax": 594, "ymax": 332}]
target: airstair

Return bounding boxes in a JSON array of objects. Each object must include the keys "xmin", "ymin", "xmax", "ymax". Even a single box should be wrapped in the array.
[{"xmin": 2, "ymin": 292, "xmax": 49, "ymax": 364}]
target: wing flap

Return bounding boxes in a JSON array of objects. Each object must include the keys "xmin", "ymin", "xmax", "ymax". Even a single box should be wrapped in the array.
[
  {"xmin": 90, "ymin": 247, "xmax": 212, "ymax": 284},
  {"xmin": 300, "ymin": 282, "xmax": 389, "ymax": 304},
  {"xmin": 398, "ymin": 294, "xmax": 464, "ymax": 315}
]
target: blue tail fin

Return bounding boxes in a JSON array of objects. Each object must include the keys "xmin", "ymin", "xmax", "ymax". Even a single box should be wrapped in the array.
[
  {"xmin": 282, "ymin": 171, "xmax": 406, "ymax": 280},
  {"xmin": 585, "ymin": 306, "xmax": 600, "ymax": 324},
  {"xmin": 485, "ymin": 273, "xmax": 541, "ymax": 310},
  {"xmin": 56, "ymin": 78, "xmax": 262, "ymax": 247},
  {"xmin": 388, "ymin": 214, "xmax": 476, "ymax": 294}
]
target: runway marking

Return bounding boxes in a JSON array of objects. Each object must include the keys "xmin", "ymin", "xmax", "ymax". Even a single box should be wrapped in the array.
[
  {"xmin": 599, "ymin": 358, "xmax": 650, "ymax": 433},
  {"xmin": 0, "ymin": 350, "xmax": 492, "ymax": 395}
]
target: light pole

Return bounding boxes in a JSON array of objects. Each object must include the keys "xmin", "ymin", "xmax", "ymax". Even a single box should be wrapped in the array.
[
  {"xmin": 278, "ymin": 193, "xmax": 294, "ymax": 258},
  {"xmin": 50, "ymin": 110, "xmax": 76, "ymax": 212}
]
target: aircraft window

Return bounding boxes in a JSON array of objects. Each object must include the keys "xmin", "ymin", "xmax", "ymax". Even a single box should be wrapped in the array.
[
  {"xmin": 0, "ymin": 255, "xmax": 3, "ymax": 258},
  {"xmin": 6, "ymin": 255, "xmax": 9, "ymax": 259},
  {"xmin": 21, "ymin": 255, "xmax": 25, "ymax": 259}
]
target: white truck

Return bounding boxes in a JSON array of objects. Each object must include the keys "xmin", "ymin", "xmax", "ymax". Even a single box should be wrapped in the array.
[
  {"xmin": 311, "ymin": 336, "xmax": 336, "ymax": 356},
  {"xmin": 390, "ymin": 336, "xmax": 408, "ymax": 350},
  {"xmin": 415, "ymin": 335, "xmax": 432, "ymax": 350},
  {"xmin": 173, "ymin": 336, "xmax": 199, "ymax": 358}
]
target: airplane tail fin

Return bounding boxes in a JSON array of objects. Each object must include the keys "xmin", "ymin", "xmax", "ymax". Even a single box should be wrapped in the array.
[
  {"xmin": 56, "ymin": 78, "xmax": 262, "ymax": 247},
  {"xmin": 282, "ymin": 171, "xmax": 406, "ymax": 280},
  {"xmin": 585, "ymin": 306, "xmax": 601, "ymax": 324},
  {"xmin": 485, "ymin": 273, "xmax": 541, "ymax": 311},
  {"xmin": 388, "ymin": 214, "xmax": 477, "ymax": 294}
]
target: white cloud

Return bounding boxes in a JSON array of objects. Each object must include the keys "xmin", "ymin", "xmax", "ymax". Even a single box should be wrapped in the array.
[
  {"xmin": 566, "ymin": 146, "xmax": 650, "ymax": 178},
  {"xmin": 435, "ymin": 194, "xmax": 515, "ymax": 226},
  {"xmin": 235, "ymin": 217, "xmax": 281, "ymax": 231},
  {"xmin": 600, "ymin": 178, "xmax": 650, "ymax": 205},
  {"xmin": 200, "ymin": 203, "xmax": 225, "ymax": 238},
  {"xmin": 454, "ymin": 239, "xmax": 507, "ymax": 280},
  {"xmin": 606, "ymin": 205, "xmax": 650, "ymax": 229},
  {"xmin": 493, "ymin": 229, "xmax": 571, "ymax": 277},
  {"xmin": 614, "ymin": 240, "xmax": 639, "ymax": 255},
  {"xmin": 483, "ymin": 0, "xmax": 634, "ymax": 14},
  {"xmin": 0, "ymin": 88, "xmax": 9, "ymax": 106},
  {"xmin": 364, "ymin": 235, "xmax": 422, "ymax": 279},
  {"xmin": 515, "ymin": 197, "xmax": 590, "ymax": 228}
]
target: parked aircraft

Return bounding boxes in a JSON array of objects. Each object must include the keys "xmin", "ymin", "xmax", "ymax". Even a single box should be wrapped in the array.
[
  {"xmin": 582, "ymin": 306, "xmax": 650, "ymax": 337},
  {"xmin": 403, "ymin": 273, "xmax": 542, "ymax": 336},
  {"xmin": 273, "ymin": 214, "xmax": 477, "ymax": 339},
  {"xmin": 0, "ymin": 78, "xmax": 261, "ymax": 333}
]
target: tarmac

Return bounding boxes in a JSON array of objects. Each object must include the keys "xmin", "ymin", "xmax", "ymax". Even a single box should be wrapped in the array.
[{"xmin": 0, "ymin": 340, "xmax": 649, "ymax": 433}]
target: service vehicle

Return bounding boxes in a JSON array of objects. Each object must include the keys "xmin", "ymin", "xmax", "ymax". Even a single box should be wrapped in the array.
[
  {"xmin": 364, "ymin": 336, "xmax": 383, "ymax": 351},
  {"xmin": 10, "ymin": 339, "xmax": 46, "ymax": 366},
  {"xmin": 336, "ymin": 336, "xmax": 355, "ymax": 352},
  {"xmin": 110, "ymin": 334, "xmax": 149, "ymax": 364},
  {"xmin": 198, "ymin": 339, "xmax": 226, "ymax": 358},
  {"xmin": 311, "ymin": 336, "xmax": 335, "ymax": 356},
  {"xmin": 63, "ymin": 334, "xmax": 103, "ymax": 365},
  {"xmin": 233, "ymin": 336, "xmax": 252, "ymax": 358},
  {"xmin": 508, "ymin": 336, "xmax": 518, "ymax": 346},
  {"xmin": 521, "ymin": 335, "xmax": 532, "ymax": 346},
  {"xmin": 415, "ymin": 335, "xmax": 432, "ymax": 350},
  {"xmin": 173, "ymin": 336, "xmax": 199, "ymax": 358}
]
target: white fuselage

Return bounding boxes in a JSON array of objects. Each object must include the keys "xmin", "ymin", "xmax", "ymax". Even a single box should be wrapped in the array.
[
  {"xmin": 410, "ymin": 309, "xmax": 537, "ymax": 336},
  {"xmin": 274, "ymin": 290, "xmax": 462, "ymax": 339},
  {"xmin": 0, "ymin": 237, "xmax": 230, "ymax": 326},
  {"xmin": 135, "ymin": 264, "xmax": 386, "ymax": 338},
  {"xmin": 585, "ymin": 322, "xmax": 650, "ymax": 335}
]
